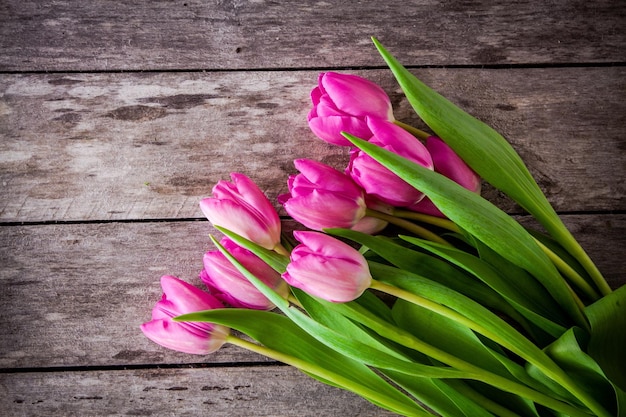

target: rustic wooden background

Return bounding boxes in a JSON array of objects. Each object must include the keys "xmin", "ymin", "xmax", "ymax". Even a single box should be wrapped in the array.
[{"xmin": 1, "ymin": 1, "xmax": 624, "ymax": 416}]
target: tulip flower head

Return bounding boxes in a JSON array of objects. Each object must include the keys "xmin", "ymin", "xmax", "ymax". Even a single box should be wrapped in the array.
[
  {"xmin": 141, "ymin": 275, "xmax": 230, "ymax": 355},
  {"xmin": 282, "ymin": 231, "xmax": 372, "ymax": 303},
  {"xmin": 408, "ymin": 137, "xmax": 481, "ymax": 217},
  {"xmin": 200, "ymin": 173, "xmax": 281, "ymax": 250},
  {"xmin": 201, "ymin": 237, "xmax": 289, "ymax": 310},
  {"xmin": 279, "ymin": 159, "xmax": 368, "ymax": 231},
  {"xmin": 308, "ymin": 72, "xmax": 395, "ymax": 146},
  {"xmin": 348, "ymin": 118, "xmax": 434, "ymax": 207}
]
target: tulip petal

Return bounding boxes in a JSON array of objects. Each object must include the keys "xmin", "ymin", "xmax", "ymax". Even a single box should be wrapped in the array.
[
  {"xmin": 320, "ymin": 72, "xmax": 394, "ymax": 120},
  {"xmin": 141, "ymin": 319, "xmax": 225, "ymax": 355},
  {"xmin": 200, "ymin": 198, "xmax": 279, "ymax": 250},
  {"xmin": 309, "ymin": 115, "xmax": 372, "ymax": 146},
  {"xmin": 427, "ymin": 137, "xmax": 481, "ymax": 193}
]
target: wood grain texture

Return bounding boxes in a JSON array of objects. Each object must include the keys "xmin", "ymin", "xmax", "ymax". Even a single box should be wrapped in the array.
[
  {"xmin": 1, "ymin": 215, "xmax": 624, "ymax": 369},
  {"xmin": 0, "ymin": 366, "xmax": 396, "ymax": 416},
  {"xmin": 1, "ymin": 1, "xmax": 625, "ymax": 414},
  {"xmin": 1, "ymin": 67, "xmax": 624, "ymax": 222},
  {"xmin": 1, "ymin": 0, "xmax": 625, "ymax": 71}
]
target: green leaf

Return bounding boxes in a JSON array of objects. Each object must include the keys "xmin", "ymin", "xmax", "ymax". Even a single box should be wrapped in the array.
[
  {"xmin": 585, "ymin": 285, "xmax": 626, "ymax": 393},
  {"xmin": 292, "ymin": 287, "xmax": 407, "ymax": 361},
  {"xmin": 384, "ymin": 373, "xmax": 497, "ymax": 417},
  {"xmin": 294, "ymin": 291, "xmax": 507, "ymax": 416},
  {"xmin": 366, "ymin": 262, "xmax": 558, "ymax": 387},
  {"xmin": 371, "ymin": 37, "xmax": 610, "ymax": 297},
  {"xmin": 392, "ymin": 298, "xmax": 527, "ymax": 383},
  {"xmin": 401, "ymin": 235, "xmax": 568, "ymax": 339},
  {"xmin": 368, "ymin": 261, "xmax": 614, "ymax": 417},
  {"xmin": 327, "ymin": 228, "xmax": 526, "ymax": 324},
  {"xmin": 343, "ymin": 134, "xmax": 588, "ymax": 331},
  {"xmin": 526, "ymin": 327, "xmax": 620, "ymax": 416},
  {"xmin": 177, "ymin": 309, "xmax": 427, "ymax": 416},
  {"xmin": 215, "ymin": 225, "xmax": 289, "ymax": 273},
  {"xmin": 203, "ymin": 233, "xmax": 440, "ymax": 415}
]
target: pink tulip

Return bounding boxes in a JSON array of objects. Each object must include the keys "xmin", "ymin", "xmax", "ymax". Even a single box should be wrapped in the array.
[
  {"xmin": 347, "ymin": 118, "xmax": 434, "ymax": 207},
  {"xmin": 408, "ymin": 137, "xmax": 481, "ymax": 217},
  {"xmin": 308, "ymin": 72, "xmax": 395, "ymax": 146},
  {"xmin": 352, "ymin": 196, "xmax": 391, "ymax": 234},
  {"xmin": 200, "ymin": 173, "xmax": 281, "ymax": 250},
  {"xmin": 282, "ymin": 231, "xmax": 372, "ymax": 303},
  {"xmin": 279, "ymin": 159, "xmax": 367, "ymax": 231},
  {"xmin": 141, "ymin": 275, "xmax": 230, "ymax": 355},
  {"xmin": 201, "ymin": 237, "xmax": 289, "ymax": 310}
]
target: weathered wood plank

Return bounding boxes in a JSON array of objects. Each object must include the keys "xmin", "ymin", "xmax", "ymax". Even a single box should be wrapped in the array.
[
  {"xmin": 0, "ymin": 366, "xmax": 397, "ymax": 416},
  {"xmin": 1, "ymin": 215, "xmax": 624, "ymax": 369},
  {"xmin": 1, "ymin": 0, "xmax": 624, "ymax": 71},
  {"xmin": 1, "ymin": 67, "xmax": 624, "ymax": 223},
  {"xmin": 0, "ymin": 220, "xmax": 263, "ymax": 368}
]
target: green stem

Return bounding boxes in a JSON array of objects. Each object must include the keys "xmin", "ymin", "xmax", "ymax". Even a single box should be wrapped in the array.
[
  {"xmin": 370, "ymin": 279, "xmax": 612, "ymax": 417},
  {"xmin": 444, "ymin": 380, "xmax": 522, "ymax": 417},
  {"xmin": 543, "ymin": 217, "xmax": 611, "ymax": 296},
  {"xmin": 226, "ymin": 335, "xmax": 429, "ymax": 417},
  {"xmin": 273, "ymin": 242, "xmax": 291, "ymax": 257},
  {"xmin": 366, "ymin": 208, "xmax": 452, "ymax": 246},
  {"xmin": 534, "ymin": 238, "xmax": 600, "ymax": 301},
  {"xmin": 392, "ymin": 208, "xmax": 461, "ymax": 233},
  {"xmin": 394, "ymin": 120, "xmax": 431, "ymax": 140},
  {"xmin": 288, "ymin": 293, "xmax": 303, "ymax": 309}
]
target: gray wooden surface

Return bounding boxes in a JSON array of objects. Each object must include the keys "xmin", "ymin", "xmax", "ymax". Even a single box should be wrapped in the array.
[{"xmin": 1, "ymin": 1, "xmax": 624, "ymax": 416}]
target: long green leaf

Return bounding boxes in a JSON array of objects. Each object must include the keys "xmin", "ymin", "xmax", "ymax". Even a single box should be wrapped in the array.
[
  {"xmin": 371, "ymin": 37, "xmax": 610, "ymax": 296},
  {"xmin": 585, "ymin": 285, "xmax": 626, "ymax": 393},
  {"xmin": 526, "ymin": 327, "xmax": 619, "ymax": 415},
  {"xmin": 368, "ymin": 261, "xmax": 612, "ymax": 417},
  {"xmin": 327, "ymin": 228, "xmax": 530, "ymax": 327},
  {"xmin": 384, "ymin": 372, "xmax": 497, "ymax": 417},
  {"xmin": 204, "ymin": 233, "xmax": 448, "ymax": 415},
  {"xmin": 401, "ymin": 236, "xmax": 568, "ymax": 338},
  {"xmin": 392, "ymin": 301, "xmax": 541, "ymax": 417},
  {"xmin": 343, "ymin": 134, "xmax": 587, "ymax": 330},
  {"xmin": 177, "ymin": 309, "xmax": 427, "ymax": 416},
  {"xmin": 294, "ymin": 288, "xmax": 511, "ymax": 416}
]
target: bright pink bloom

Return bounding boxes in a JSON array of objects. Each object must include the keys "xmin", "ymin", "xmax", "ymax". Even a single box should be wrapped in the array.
[
  {"xmin": 201, "ymin": 237, "xmax": 289, "ymax": 310},
  {"xmin": 279, "ymin": 159, "xmax": 367, "ymax": 230},
  {"xmin": 282, "ymin": 231, "xmax": 372, "ymax": 303},
  {"xmin": 141, "ymin": 275, "xmax": 230, "ymax": 355},
  {"xmin": 308, "ymin": 72, "xmax": 394, "ymax": 146},
  {"xmin": 347, "ymin": 118, "xmax": 434, "ymax": 207},
  {"xmin": 408, "ymin": 137, "xmax": 481, "ymax": 217},
  {"xmin": 200, "ymin": 173, "xmax": 281, "ymax": 250}
]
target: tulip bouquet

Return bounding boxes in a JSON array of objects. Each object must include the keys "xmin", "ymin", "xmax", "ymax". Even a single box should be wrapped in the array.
[{"xmin": 142, "ymin": 39, "xmax": 625, "ymax": 417}]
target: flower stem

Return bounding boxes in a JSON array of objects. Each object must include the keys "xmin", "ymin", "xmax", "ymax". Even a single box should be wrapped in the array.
[
  {"xmin": 544, "ymin": 219, "xmax": 611, "ymax": 296},
  {"xmin": 392, "ymin": 208, "xmax": 461, "ymax": 233},
  {"xmin": 226, "ymin": 334, "xmax": 429, "ymax": 417},
  {"xmin": 287, "ymin": 293, "xmax": 303, "ymax": 309},
  {"xmin": 394, "ymin": 120, "xmax": 431, "ymax": 140},
  {"xmin": 533, "ymin": 238, "xmax": 600, "ymax": 301},
  {"xmin": 370, "ymin": 279, "xmax": 612, "ymax": 417},
  {"xmin": 273, "ymin": 242, "xmax": 291, "ymax": 257},
  {"xmin": 365, "ymin": 208, "xmax": 452, "ymax": 247},
  {"xmin": 444, "ymin": 380, "xmax": 522, "ymax": 417}
]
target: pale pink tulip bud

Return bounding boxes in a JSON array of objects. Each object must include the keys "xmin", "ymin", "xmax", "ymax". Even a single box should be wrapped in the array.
[
  {"xmin": 408, "ymin": 137, "xmax": 481, "ymax": 217},
  {"xmin": 279, "ymin": 159, "xmax": 368, "ymax": 231},
  {"xmin": 308, "ymin": 72, "xmax": 395, "ymax": 146},
  {"xmin": 200, "ymin": 173, "xmax": 281, "ymax": 250},
  {"xmin": 141, "ymin": 275, "xmax": 230, "ymax": 355},
  {"xmin": 201, "ymin": 237, "xmax": 289, "ymax": 310},
  {"xmin": 282, "ymin": 231, "xmax": 372, "ymax": 303},
  {"xmin": 348, "ymin": 118, "xmax": 434, "ymax": 206}
]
